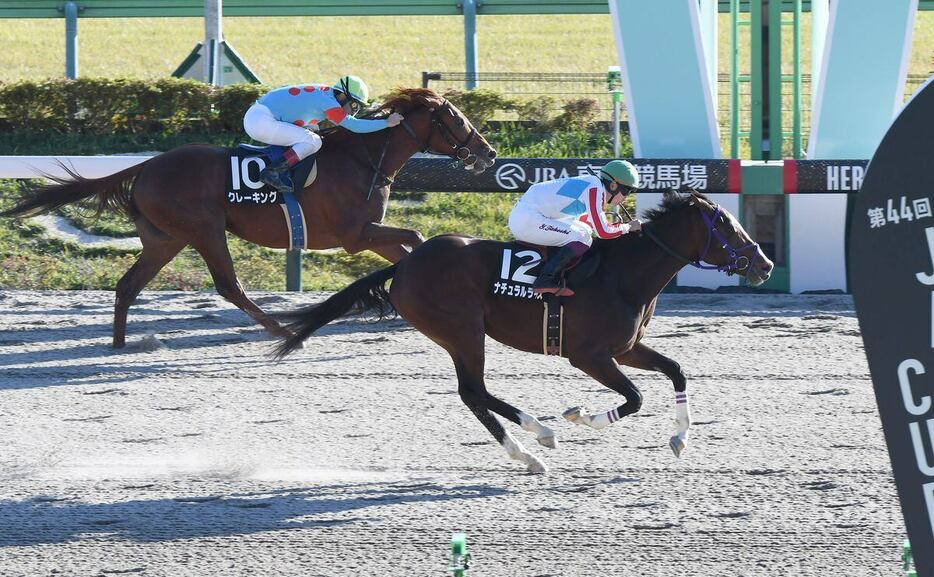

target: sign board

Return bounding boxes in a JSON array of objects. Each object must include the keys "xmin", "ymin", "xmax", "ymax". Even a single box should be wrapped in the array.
[
  {"xmin": 850, "ymin": 77, "xmax": 934, "ymax": 577},
  {"xmin": 172, "ymin": 41, "xmax": 260, "ymax": 86}
]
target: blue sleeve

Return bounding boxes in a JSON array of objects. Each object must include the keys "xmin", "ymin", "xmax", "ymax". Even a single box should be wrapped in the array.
[{"xmin": 336, "ymin": 115, "xmax": 391, "ymax": 134}]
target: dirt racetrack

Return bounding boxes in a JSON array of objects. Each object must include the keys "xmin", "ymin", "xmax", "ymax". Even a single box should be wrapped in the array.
[{"xmin": 0, "ymin": 290, "xmax": 901, "ymax": 576}]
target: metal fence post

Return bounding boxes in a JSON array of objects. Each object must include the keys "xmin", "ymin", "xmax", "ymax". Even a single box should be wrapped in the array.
[
  {"xmin": 204, "ymin": 0, "xmax": 222, "ymax": 86},
  {"xmin": 286, "ymin": 249, "xmax": 302, "ymax": 292},
  {"xmin": 64, "ymin": 1, "xmax": 78, "ymax": 79},
  {"xmin": 607, "ymin": 66, "xmax": 621, "ymax": 157},
  {"xmin": 463, "ymin": 0, "xmax": 478, "ymax": 89}
]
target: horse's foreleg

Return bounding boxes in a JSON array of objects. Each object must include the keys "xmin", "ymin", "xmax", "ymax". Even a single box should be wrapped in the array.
[
  {"xmin": 191, "ymin": 236, "xmax": 291, "ymax": 339},
  {"xmin": 616, "ymin": 343, "xmax": 691, "ymax": 458},
  {"xmin": 113, "ymin": 223, "xmax": 186, "ymax": 348},
  {"xmin": 350, "ymin": 222, "xmax": 425, "ymax": 262},
  {"xmin": 564, "ymin": 355, "xmax": 643, "ymax": 431}
]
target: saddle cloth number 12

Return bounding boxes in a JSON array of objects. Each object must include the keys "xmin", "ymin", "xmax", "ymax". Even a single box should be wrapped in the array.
[{"xmin": 501, "ymin": 249, "xmax": 541, "ymax": 285}]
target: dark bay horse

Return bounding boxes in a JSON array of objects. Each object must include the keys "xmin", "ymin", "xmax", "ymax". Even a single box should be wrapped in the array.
[
  {"xmin": 274, "ymin": 191, "xmax": 773, "ymax": 473},
  {"xmin": 0, "ymin": 88, "xmax": 496, "ymax": 348}
]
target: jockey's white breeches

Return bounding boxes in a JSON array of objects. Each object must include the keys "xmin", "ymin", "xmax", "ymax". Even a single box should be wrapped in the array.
[
  {"xmin": 243, "ymin": 102, "xmax": 321, "ymax": 161},
  {"xmin": 508, "ymin": 202, "xmax": 593, "ymax": 247}
]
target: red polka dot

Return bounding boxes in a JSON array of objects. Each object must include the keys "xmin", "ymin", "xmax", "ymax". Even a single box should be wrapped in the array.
[
  {"xmin": 309, "ymin": 119, "xmax": 318, "ymax": 124},
  {"xmin": 288, "ymin": 87, "xmax": 300, "ymax": 96},
  {"xmin": 322, "ymin": 86, "xmax": 330, "ymax": 91},
  {"xmin": 293, "ymin": 119, "xmax": 305, "ymax": 126},
  {"xmin": 303, "ymin": 85, "xmax": 315, "ymax": 92}
]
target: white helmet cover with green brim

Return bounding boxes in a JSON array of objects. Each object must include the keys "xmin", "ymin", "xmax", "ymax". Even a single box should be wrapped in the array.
[
  {"xmin": 333, "ymin": 75, "xmax": 370, "ymax": 106},
  {"xmin": 599, "ymin": 159, "xmax": 640, "ymax": 191}
]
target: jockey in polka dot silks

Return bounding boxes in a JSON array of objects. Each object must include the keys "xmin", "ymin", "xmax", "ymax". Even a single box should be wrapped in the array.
[
  {"xmin": 508, "ymin": 159, "xmax": 643, "ymax": 296},
  {"xmin": 243, "ymin": 75, "xmax": 404, "ymax": 193}
]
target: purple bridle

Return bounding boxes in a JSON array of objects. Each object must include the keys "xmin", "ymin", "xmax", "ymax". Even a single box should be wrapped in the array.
[
  {"xmin": 693, "ymin": 205, "xmax": 761, "ymax": 274},
  {"xmin": 642, "ymin": 203, "xmax": 761, "ymax": 276}
]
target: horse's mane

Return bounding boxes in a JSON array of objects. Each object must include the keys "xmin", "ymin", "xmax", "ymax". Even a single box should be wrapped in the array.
[
  {"xmin": 376, "ymin": 87, "xmax": 446, "ymax": 114},
  {"xmin": 319, "ymin": 87, "xmax": 446, "ymax": 151},
  {"xmin": 641, "ymin": 190, "xmax": 710, "ymax": 222}
]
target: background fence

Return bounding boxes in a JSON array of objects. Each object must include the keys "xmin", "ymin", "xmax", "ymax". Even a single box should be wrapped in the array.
[{"xmin": 422, "ymin": 70, "xmax": 933, "ymax": 157}]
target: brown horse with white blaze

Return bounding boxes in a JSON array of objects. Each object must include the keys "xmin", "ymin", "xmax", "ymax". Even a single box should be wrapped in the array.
[
  {"xmin": 0, "ymin": 88, "xmax": 496, "ymax": 348},
  {"xmin": 274, "ymin": 191, "xmax": 774, "ymax": 473}
]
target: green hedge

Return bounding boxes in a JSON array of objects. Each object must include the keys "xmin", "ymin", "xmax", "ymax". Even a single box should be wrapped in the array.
[
  {"xmin": 0, "ymin": 78, "xmax": 264, "ymax": 135},
  {"xmin": 0, "ymin": 77, "xmax": 607, "ymax": 135}
]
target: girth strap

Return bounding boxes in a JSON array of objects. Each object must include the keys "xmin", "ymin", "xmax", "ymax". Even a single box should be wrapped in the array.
[
  {"xmin": 280, "ymin": 191, "xmax": 306, "ymax": 250},
  {"xmin": 542, "ymin": 294, "xmax": 564, "ymax": 356}
]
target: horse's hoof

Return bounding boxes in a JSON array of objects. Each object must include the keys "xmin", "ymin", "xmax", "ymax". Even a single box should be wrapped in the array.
[
  {"xmin": 562, "ymin": 406, "xmax": 582, "ymax": 424},
  {"xmin": 526, "ymin": 457, "xmax": 548, "ymax": 474},
  {"xmin": 669, "ymin": 436, "xmax": 686, "ymax": 458},
  {"xmin": 538, "ymin": 435, "xmax": 558, "ymax": 449}
]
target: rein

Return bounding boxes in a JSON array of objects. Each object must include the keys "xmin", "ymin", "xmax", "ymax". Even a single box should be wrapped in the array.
[
  {"xmin": 362, "ymin": 130, "xmax": 393, "ymax": 202},
  {"xmin": 640, "ymin": 204, "xmax": 760, "ymax": 275}
]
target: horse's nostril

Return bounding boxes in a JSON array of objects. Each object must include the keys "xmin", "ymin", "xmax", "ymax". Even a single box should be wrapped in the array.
[{"xmin": 488, "ymin": 149, "xmax": 497, "ymax": 160}]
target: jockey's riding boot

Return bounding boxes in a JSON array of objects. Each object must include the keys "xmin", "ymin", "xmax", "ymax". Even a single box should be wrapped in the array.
[
  {"xmin": 259, "ymin": 159, "xmax": 295, "ymax": 194},
  {"xmin": 533, "ymin": 244, "xmax": 581, "ymax": 297}
]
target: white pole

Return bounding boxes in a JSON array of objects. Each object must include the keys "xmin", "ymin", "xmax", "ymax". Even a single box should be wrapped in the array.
[
  {"xmin": 204, "ymin": 0, "xmax": 223, "ymax": 86},
  {"xmin": 699, "ymin": 0, "xmax": 718, "ymax": 106},
  {"xmin": 810, "ymin": 0, "xmax": 829, "ymax": 113}
]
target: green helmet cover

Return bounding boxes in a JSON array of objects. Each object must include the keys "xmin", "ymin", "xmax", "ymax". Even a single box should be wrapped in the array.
[
  {"xmin": 333, "ymin": 75, "xmax": 369, "ymax": 105},
  {"xmin": 600, "ymin": 159, "xmax": 640, "ymax": 189}
]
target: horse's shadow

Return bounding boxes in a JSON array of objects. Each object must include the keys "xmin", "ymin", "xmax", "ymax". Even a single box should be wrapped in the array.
[{"xmin": 0, "ymin": 481, "xmax": 509, "ymax": 546}]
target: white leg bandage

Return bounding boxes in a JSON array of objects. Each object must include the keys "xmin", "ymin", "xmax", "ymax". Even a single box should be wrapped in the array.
[
  {"xmin": 562, "ymin": 406, "xmax": 621, "ymax": 431},
  {"xmin": 501, "ymin": 432, "xmax": 548, "ymax": 473},
  {"xmin": 674, "ymin": 391, "xmax": 691, "ymax": 442},
  {"xmin": 669, "ymin": 391, "xmax": 692, "ymax": 457},
  {"xmin": 518, "ymin": 411, "xmax": 557, "ymax": 448}
]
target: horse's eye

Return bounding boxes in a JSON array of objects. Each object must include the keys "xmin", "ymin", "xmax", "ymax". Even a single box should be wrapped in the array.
[{"xmin": 457, "ymin": 118, "xmax": 465, "ymax": 127}]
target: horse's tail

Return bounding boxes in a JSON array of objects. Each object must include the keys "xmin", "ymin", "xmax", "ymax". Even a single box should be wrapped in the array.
[
  {"xmin": 272, "ymin": 264, "xmax": 398, "ymax": 360},
  {"xmin": 0, "ymin": 160, "xmax": 148, "ymax": 218}
]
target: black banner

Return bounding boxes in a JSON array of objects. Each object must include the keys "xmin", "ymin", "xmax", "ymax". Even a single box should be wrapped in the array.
[
  {"xmin": 788, "ymin": 159, "xmax": 869, "ymax": 193},
  {"xmin": 393, "ymin": 157, "xmax": 734, "ymax": 193},
  {"xmin": 851, "ymin": 79, "xmax": 934, "ymax": 576}
]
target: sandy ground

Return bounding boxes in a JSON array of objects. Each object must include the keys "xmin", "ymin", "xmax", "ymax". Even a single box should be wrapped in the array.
[{"xmin": 0, "ymin": 290, "xmax": 902, "ymax": 576}]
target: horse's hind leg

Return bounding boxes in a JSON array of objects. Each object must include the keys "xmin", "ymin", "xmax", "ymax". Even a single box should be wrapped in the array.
[
  {"xmin": 447, "ymin": 339, "xmax": 551, "ymax": 473},
  {"xmin": 617, "ymin": 343, "xmax": 691, "ymax": 458},
  {"xmin": 189, "ymin": 234, "xmax": 291, "ymax": 339},
  {"xmin": 113, "ymin": 218, "xmax": 186, "ymax": 348}
]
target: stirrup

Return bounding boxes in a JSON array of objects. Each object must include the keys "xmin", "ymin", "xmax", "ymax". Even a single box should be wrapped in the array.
[
  {"xmin": 533, "ymin": 279, "xmax": 574, "ymax": 297},
  {"xmin": 260, "ymin": 168, "xmax": 294, "ymax": 193}
]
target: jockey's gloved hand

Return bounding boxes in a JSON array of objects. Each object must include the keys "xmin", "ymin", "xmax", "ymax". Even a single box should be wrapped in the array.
[
  {"xmin": 387, "ymin": 113, "xmax": 404, "ymax": 127},
  {"xmin": 628, "ymin": 219, "xmax": 643, "ymax": 232},
  {"xmin": 305, "ymin": 123, "xmax": 319, "ymax": 133}
]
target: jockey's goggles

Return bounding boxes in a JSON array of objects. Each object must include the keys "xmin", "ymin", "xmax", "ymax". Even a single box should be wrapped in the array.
[{"xmin": 613, "ymin": 182, "xmax": 638, "ymax": 196}]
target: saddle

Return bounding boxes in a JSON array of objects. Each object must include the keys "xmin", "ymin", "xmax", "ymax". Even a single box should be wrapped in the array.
[{"xmin": 225, "ymin": 144, "xmax": 319, "ymax": 205}]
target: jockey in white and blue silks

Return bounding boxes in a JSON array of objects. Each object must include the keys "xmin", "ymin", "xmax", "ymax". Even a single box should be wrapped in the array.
[
  {"xmin": 243, "ymin": 75, "xmax": 404, "ymax": 193},
  {"xmin": 508, "ymin": 159, "xmax": 643, "ymax": 296}
]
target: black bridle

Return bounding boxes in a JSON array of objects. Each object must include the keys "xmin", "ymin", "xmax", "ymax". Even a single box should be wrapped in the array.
[
  {"xmin": 400, "ymin": 99, "xmax": 477, "ymax": 160},
  {"xmin": 361, "ymin": 99, "xmax": 479, "ymax": 201}
]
